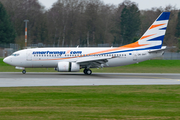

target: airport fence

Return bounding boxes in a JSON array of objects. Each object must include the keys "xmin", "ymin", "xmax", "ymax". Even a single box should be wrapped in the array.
[
  {"xmin": 1, "ymin": 43, "xmax": 180, "ymax": 60},
  {"xmin": 163, "ymin": 52, "xmax": 180, "ymax": 60}
]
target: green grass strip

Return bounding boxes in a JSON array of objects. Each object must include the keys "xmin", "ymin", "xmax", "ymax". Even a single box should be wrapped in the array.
[{"xmin": 0, "ymin": 86, "xmax": 179, "ymax": 119}]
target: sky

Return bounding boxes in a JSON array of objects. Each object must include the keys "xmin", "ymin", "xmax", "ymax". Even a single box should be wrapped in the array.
[{"xmin": 38, "ymin": 0, "xmax": 180, "ymax": 10}]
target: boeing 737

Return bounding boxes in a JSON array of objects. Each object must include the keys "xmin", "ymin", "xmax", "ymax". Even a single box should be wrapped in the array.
[{"xmin": 3, "ymin": 12, "xmax": 170, "ymax": 75}]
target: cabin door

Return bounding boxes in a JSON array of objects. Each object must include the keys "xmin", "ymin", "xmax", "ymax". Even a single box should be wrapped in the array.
[{"xmin": 26, "ymin": 50, "xmax": 32, "ymax": 61}]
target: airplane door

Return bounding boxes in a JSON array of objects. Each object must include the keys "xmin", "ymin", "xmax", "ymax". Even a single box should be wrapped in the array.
[
  {"xmin": 26, "ymin": 50, "xmax": 32, "ymax": 61},
  {"xmin": 133, "ymin": 51, "xmax": 138, "ymax": 61}
]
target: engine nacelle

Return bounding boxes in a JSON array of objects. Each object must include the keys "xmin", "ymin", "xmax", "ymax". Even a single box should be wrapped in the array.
[{"xmin": 56, "ymin": 62, "xmax": 80, "ymax": 72}]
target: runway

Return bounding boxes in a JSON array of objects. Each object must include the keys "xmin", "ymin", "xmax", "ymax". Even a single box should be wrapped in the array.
[{"xmin": 0, "ymin": 72, "xmax": 180, "ymax": 87}]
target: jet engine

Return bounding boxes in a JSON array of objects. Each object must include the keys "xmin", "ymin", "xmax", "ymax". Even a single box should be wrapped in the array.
[{"xmin": 56, "ymin": 62, "xmax": 80, "ymax": 72}]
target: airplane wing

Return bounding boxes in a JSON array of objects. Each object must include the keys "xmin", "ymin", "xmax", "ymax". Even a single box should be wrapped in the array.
[{"xmin": 76, "ymin": 56, "xmax": 114, "ymax": 68}]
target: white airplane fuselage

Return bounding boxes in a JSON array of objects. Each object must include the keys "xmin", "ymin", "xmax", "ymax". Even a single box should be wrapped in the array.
[{"xmin": 4, "ymin": 47, "xmax": 163, "ymax": 68}]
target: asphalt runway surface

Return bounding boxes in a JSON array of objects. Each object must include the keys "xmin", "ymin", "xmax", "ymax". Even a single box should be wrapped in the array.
[{"xmin": 0, "ymin": 72, "xmax": 180, "ymax": 87}]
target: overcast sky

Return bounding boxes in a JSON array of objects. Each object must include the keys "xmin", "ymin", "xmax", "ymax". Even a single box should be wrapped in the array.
[{"xmin": 39, "ymin": 0, "xmax": 180, "ymax": 10}]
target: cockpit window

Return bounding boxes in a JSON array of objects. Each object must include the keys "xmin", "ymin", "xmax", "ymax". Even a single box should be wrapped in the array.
[{"xmin": 11, "ymin": 54, "xmax": 20, "ymax": 56}]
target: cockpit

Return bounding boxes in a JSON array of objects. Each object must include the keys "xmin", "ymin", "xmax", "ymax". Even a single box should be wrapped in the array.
[{"xmin": 11, "ymin": 54, "xmax": 20, "ymax": 56}]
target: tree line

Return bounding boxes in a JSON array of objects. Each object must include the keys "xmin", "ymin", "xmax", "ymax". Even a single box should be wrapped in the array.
[{"xmin": 0, "ymin": 0, "xmax": 180, "ymax": 49}]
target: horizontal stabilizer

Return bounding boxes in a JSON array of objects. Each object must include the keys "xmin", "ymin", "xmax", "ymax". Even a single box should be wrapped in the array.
[{"xmin": 148, "ymin": 46, "xmax": 175, "ymax": 53}]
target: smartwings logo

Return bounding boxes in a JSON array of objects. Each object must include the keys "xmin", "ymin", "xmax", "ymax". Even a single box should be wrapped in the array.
[{"xmin": 32, "ymin": 51, "xmax": 82, "ymax": 55}]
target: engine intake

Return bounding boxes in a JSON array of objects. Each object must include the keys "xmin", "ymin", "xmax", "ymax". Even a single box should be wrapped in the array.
[{"xmin": 56, "ymin": 62, "xmax": 80, "ymax": 72}]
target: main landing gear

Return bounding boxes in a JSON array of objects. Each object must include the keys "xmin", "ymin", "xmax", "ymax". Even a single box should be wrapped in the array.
[
  {"xmin": 83, "ymin": 69, "xmax": 92, "ymax": 75},
  {"xmin": 22, "ymin": 70, "xmax": 26, "ymax": 74}
]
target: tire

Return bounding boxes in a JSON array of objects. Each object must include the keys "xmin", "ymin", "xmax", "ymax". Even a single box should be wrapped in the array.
[
  {"xmin": 22, "ymin": 70, "xmax": 26, "ymax": 74},
  {"xmin": 83, "ymin": 69, "xmax": 87, "ymax": 75},
  {"xmin": 86, "ymin": 69, "xmax": 92, "ymax": 75}
]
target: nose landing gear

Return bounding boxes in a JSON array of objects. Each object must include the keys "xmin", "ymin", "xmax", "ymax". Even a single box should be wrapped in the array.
[
  {"xmin": 83, "ymin": 69, "xmax": 92, "ymax": 75},
  {"xmin": 22, "ymin": 70, "xmax": 26, "ymax": 74}
]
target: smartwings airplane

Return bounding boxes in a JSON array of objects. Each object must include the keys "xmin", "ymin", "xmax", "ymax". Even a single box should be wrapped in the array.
[{"xmin": 3, "ymin": 12, "xmax": 170, "ymax": 75}]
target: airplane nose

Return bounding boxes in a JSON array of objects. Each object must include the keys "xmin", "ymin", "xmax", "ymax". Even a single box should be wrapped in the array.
[
  {"xmin": 3, "ymin": 57, "xmax": 7, "ymax": 63},
  {"xmin": 3, "ymin": 57, "xmax": 11, "ymax": 64}
]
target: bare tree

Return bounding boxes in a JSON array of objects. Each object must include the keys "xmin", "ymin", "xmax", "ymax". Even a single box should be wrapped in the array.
[{"xmin": 1, "ymin": 0, "xmax": 179, "ymax": 48}]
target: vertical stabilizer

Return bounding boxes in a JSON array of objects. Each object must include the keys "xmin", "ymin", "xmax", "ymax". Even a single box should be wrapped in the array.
[{"xmin": 138, "ymin": 12, "xmax": 170, "ymax": 49}]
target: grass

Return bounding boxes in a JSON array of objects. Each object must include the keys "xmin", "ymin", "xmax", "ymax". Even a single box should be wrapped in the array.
[
  {"xmin": 0, "ymin": 86, "xmax": 180, "ymax": 119},
  {"xmin": 1, "ymin": 58, "xmax": 180, "ymax": 119},
  {"xmin": 1, "ymin": 58, "xmax": 180, "ymax": 73}
]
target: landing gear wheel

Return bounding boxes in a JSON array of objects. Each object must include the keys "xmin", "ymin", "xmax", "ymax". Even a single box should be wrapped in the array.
[
  {"xmin": 83, "ymin": 69, "xmax": 87, "ymax": 74},
  {"xmin": 84, "ymin": 69, "xmax": 92, "ymax": 75},
  {"xmin": 22, "ymin": 70, "xmax": 26, "ymax": 74},
  {"xmin": 86, "ymin": 69, "xmax": 92, "ymax": 75}
]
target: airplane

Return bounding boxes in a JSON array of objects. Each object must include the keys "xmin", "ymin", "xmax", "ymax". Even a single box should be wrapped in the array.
[{"xmin": 3, "ymin": 12, "xmax": 170, "ymax": 75}]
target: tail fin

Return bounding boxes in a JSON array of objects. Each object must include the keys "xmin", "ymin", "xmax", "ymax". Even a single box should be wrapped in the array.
[{"xmin": 138, "ymin": 12, "xmax": 170, "ymax": 49}]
